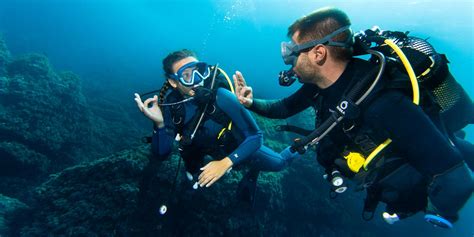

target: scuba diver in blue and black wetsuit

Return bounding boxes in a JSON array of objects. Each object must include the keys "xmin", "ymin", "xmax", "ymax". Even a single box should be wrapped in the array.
[
  {"xmin": 233, "ymin": 7, "xmax": 474, "ymax": 229},
  {"xmin": 134, "ymin": 49, "xmax": 298, "ymax": 206}
]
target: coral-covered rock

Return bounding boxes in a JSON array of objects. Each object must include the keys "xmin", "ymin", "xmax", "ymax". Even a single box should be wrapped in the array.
[
  {"xmin": 0, "ymin": 141, "xmax": 50, "ymax": 177},
  {"xmin": 0, "ymin": 38, "xmax": 142, "ymax": 200},
  {"xmin": 0, "ymin": 53, "xmax": 92, "ymax": 165},
  {"xmin": 13, "ymin": 145, "xmax": 286, "ymax": 236},
  {"xmin": 7, "ymin": 54, "xmax": 52, "ymax": 79},
  {"xmin": 0, "ymin": 194, "xmax": 29, "ymax": 236},
  {"xmin": 0, "ymin": 36, "xmax": 10, "ymax": 76}
]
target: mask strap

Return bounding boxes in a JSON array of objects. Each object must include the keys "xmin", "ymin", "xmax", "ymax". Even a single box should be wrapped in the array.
[{"xmin": 296, "ymin": 25, "xmax": 353, "ymax": 51}]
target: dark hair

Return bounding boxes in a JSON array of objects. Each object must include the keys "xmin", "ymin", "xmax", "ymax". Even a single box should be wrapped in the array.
[
  {"xmin": 162, "ymin": 49, "xmax": 197, "ymax": 77},
  {"xmin": 288, "ymin": 7, "xmax": 353, "ymax": 61},
  {"xmin": 157, "ymin": 81, "xmax": 171, "ymax": 104}
]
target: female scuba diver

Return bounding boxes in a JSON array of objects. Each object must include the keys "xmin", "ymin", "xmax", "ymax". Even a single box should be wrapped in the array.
[{"xmin": 134, "ymin": 49, "xmax": 298, "ymax": 204}]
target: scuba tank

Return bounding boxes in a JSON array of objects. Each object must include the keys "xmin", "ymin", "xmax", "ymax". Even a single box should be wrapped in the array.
[{"xmin": 354, "ymin": 26, "xmax": 474, "ymax": 133}]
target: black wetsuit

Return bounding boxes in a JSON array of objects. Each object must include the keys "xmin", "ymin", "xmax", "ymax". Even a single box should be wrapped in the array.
[{"xmin": 250, "ymin": 58, "xmax": 474, "ymax": 220}]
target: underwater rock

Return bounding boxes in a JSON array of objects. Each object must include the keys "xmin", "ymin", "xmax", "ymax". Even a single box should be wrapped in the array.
[
  {"xmin": 0, "ymin": 38, "xmax": 142, "ymax": 201},
  {"xmin": 13, "ymin": 145, "xmax": 286, "ymax": 236},
  {"xmin": 0, "ymin": 58, "xmax": 92, "ymax": 162},
  {"xmin": 12, "ymin": 143, "xmax": 385, "ymax": 236},
  {"xmin": 0, "ymin": 194, "xmax": 28, "ymax": 236},
  {"xmin": 0, "ymin": 141, "xmax": 51, "ymax": 199},
  {"xmin": 0, "ymin": 49, "xmax": 91, "ymax": 161},
  {"xmin": 17, "ymin": 147, "xmax": 148, "ymax": 236},
  {"xmin": 7, "ymin": 54, "xmax": 52, "ymax": 79},
  {"xmin": 0, "ymin": 36, "xmax": 10, "ymax": 76},
  {"xmin": 0, "ymin": 142, "xmax": 50, "ymax": 177}
]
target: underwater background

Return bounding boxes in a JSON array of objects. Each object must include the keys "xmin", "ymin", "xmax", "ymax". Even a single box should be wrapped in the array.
[{"xmin": 0, "ymin": 0, "xmax": 472, "ymax": 236}]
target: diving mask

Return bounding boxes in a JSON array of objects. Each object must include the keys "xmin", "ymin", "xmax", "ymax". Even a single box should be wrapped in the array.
[
  {"xmin": 168, "ymin": 61, "xmax": 211, "ymax": 87},
  {"xmin": 281, "ymin": 25, "xmax": 354, "ymax": 66}
]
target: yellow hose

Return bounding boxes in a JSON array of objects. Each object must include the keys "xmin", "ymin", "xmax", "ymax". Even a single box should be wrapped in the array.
[
  {"xmin": 384, "ymin": 39, "xmax": 420, "ymax": 104},
  {"xmin": 217, "ymin": 67, "xmax": 234, "ymax": 132}
]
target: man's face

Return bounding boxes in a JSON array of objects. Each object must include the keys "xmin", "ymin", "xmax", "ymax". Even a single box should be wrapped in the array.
[{"xmin": 291, "ymin": 31, "xmax": 322, "ymax": 85}]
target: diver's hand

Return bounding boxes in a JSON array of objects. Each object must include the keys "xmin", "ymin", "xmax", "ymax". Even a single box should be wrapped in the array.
[
  {"xmin": 233, "ymin": 71, "xmax": 253, "ymax": 108},
  {"xmin": 134, "ymin": 93, "xmax": 164, "ymax": 128},
  {"xmin": 198, "ymin": 157, "xmax": 233, "ymax": 187}
]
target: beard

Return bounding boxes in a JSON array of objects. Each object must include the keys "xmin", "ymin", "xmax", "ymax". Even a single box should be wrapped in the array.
[{"xmin": 295, "ymin": 57, "xmax": 323, "ymax": 86}]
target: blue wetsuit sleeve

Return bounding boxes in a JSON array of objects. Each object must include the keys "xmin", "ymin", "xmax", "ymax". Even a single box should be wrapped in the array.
[
  {"xmin": 366, "ymin": 90, "xmax": 464, "ymax": 176},
  {"xmin": 151, "ymin": 107, "xmax": 176, "ymax": 160},
  {"xmin": 216, "ymin": 88, "xmax": 263, "ymax": 165},
  {"xmin": 249, "ymin": 83, "xmax": 317, "ymax": 119}
]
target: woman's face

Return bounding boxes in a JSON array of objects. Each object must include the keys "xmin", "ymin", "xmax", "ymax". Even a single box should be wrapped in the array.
[{"xmin": 168, "ymin": 56, "xmax": 199, "ymax": 96}]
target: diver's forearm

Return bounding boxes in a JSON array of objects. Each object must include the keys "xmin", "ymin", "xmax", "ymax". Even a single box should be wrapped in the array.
[{"xmin": 249, "ymin": 98, "xmax": 294, "ymax": 119}]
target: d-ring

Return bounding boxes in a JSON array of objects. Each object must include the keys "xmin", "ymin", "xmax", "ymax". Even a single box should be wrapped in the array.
[
  {"xmin": 173, "ymin": 116, "xmax": 182, "ymax": 125},
  {"xmin": 343, "ymin": 122, "xmax": 355, "ymax": 132},
  {"xmin": 207, "ymin": 104, "xmax": 216, "ymax": 115}
]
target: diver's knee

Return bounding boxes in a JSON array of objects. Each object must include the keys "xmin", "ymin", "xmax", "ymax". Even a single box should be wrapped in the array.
[
  {"xmin": 257, "ymin": 159, "xmax": 286, "ymax": 172},
  {"xmin": 427, "ymin": 162, "xmax": 474, "ymax": 221},
  {"xmin": 273, "ymin": 161, "xmax": 287, "ymax": 171}
]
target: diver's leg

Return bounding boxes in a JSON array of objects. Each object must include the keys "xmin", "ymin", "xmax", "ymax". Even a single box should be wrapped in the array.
[
  {"xmin": 236, "ymin": 146, "xmax": 299, "ymax": 204},
  {"xmin": 236, "ymin": 165, "xmax": 260, "ymax": 205},
  {"xmin": 180, "ymin": 148, "xmax": 204, "ymax": 176},
  {"xmin": 137, "ymin": 157, "xmax": 162, "ymax": 203},
  {"xmin": 425, "ymin": 132, "xmax": 474, "ymax": 225},
  {"xmin": 452, "ymin": 136, "xmax": 474, "ymax": 171},
  {"xmin": 236, "ymin": 146, "xmax": 283, "ymax": 205},
  {"xmin": 426, "ymin": 161, "xmax": 474, "ymax": 226}
]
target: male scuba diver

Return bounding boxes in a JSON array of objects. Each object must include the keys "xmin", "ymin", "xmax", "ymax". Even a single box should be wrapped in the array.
[
  {"xmin": 233, "ymin": 7, "xmax": 474, "ymax": 228},
  {"xmin": 134, "ymin": 49, "xmax": 298, "ymax": 206}
]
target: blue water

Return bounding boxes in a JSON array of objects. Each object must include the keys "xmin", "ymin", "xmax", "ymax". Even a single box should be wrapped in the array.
[{"xmin": 0, "ymin": 0, "xmax": 472, "ymax": 236}]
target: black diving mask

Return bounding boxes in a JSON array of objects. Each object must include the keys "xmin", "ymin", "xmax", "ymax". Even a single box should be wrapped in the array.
[{"xmin": 281, "ymin": 25, "xmax": 354, "ymax": 67}]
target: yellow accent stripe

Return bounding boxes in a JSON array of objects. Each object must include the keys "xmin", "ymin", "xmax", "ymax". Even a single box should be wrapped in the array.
[
  {"xmin": 419, "ymin": 56, "xmax": 435, "ymax": 78},
  {"xmin": 217, "ymin": 67, "xmax": 234, "ymax": 131},
  {"xmin": 217, "ymin": 128, "xmax": 227, "ymax": 140},
  {"xmin": 363, "ymin": 138, "xmax": 392, "ymax": 170},
  {"xmin": 218, "ymin": 68, "xmax": 235, "ymax": 93},
  {"xmin": 363, "ymin": 39, "xmax": 420, "ymax": 170}
]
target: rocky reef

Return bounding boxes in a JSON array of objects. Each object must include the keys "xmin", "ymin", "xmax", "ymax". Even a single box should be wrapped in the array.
[
  {"xmin": 0, "ymin": 36, "xmax": 144, "ymax": 200},
  {"xmin": 10, "ymin": 144, "xmax": 385, "ymax": 237},
  {"xmin": 0, "ymin": 37, "xmax": 10, "ymax": 76},
  {"xmin": 0, "ymin": 35, "xmax": 143, "ymax": 234},
  {"xmin": 0, "ymin": 194, "xmax": 28, "ymax": 236}
]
